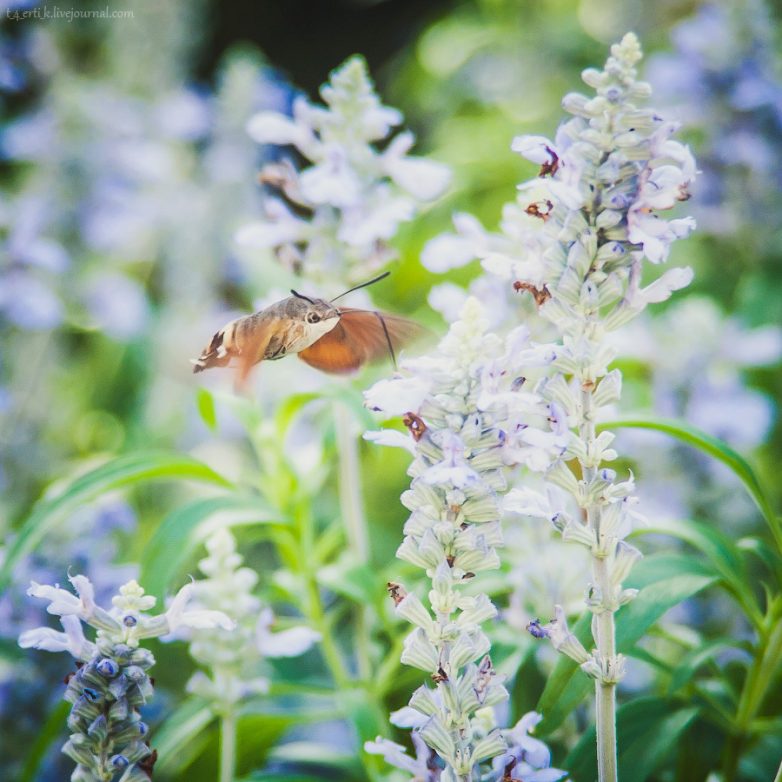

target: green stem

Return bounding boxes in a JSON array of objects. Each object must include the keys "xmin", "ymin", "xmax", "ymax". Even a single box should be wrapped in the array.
[
  {"xmin": 219, "ymin": 711, "xmax": 237, "ymax": 782},
  {"xmin": 305, "ymin": 570, "xmax": 351, "ymax": 688},
  {"xmin": 581, "ymin": 387, "xmax": 619, "ymax": 782},
  {"xmin": 251, "ymin": 404, "xmax": 382, "ymax": 780},
  {"xmin": 593, "ymin": 562, "xmax": 618, "ymax": 782},
  {"xmin": 723, "ymin": 617, "xmax": 782, "ymax": 781},
  {"xmin": 333, "ymin": 401, "xmax": 373, "ymax": 682},
  {"xmin": 736, "ymin": 613, "xmax": 782, "ymax": 727},
  {"xmin": 334, "ymin": 402, "xmax": 369, "ymax": 561}
]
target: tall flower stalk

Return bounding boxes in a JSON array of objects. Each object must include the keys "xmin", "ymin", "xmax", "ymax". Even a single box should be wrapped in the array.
[
  {"xmin": 19, "ymin": 575, "xmax": 233, "ymax": 781},
  {"xmin": 424, "ymin": 33, "xmax": 696, "ymax": 782},
  {"xmin": 236, "ymin": 54, "xmax": 451, "ymax": 722},
  {"xmin": 183, "ymin": 527, "xmax": 320, "ymax": 782},
  {"xmin": 519, "ymin": 34, "xmax": 694, "ymax": 782},
  {"xmin": 364, "ymin": 298, "xmax": 567, "ymax": 781},
  {"xmin": 238, "ymin": 54, "xmax": 450, "ymax": 286}
]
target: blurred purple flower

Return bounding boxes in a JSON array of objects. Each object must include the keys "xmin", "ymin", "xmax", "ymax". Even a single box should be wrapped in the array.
[
  {"xmin": 647, "ymin": 1, "xmax": 782, "ymax": 232},
  {"xmin": 0, "ymin": 498, "xmax": 139, "ymax": 639},
  {"xmin": 0, "ymin": 110, "xmax": 57, "ymax": 160},
  {"xmin": 155, "ymin": 88, "xmax": 212, "ymax": 141},
  {"xmin": 0, "ymin": 271, "xmax": 62, "ymax": 329},
  {"xmin": 83, "ymin": 271, "xmax": 149, "ymax": 341}
]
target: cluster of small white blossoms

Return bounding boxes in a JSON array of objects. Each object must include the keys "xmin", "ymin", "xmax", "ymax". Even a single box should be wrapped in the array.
[
  {"xmin": 427, "ymin": 34, "xmax": 697, "ymax": 695},
  {"xmin": 19, "ymin": 575, "xmax": 233, "ymax": 782},
  {"xmin": 183, "ymin": 528, "xmax": 321, "ymax": 711},
  {"xmin": 237, "ymin": 55, "xmax": 450, "ymax": 283},
  {"xmin": 363, "ymin": 298, "xmax": 568, "ymax": 781}
]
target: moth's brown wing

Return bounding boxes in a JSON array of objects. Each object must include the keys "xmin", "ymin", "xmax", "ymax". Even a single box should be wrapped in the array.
[
  {"xmin": 297, "ymin": 309, "xmax": 421, "ymax": 374},
  {"xmin": 338, "ymin": 309, "xmax": 423, "ymax": 363},
  {"xmin": 234, "ymin": 316, "xmax": 279, "ymax": 388}
]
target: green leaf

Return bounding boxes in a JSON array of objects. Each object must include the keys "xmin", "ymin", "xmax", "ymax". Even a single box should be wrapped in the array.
[
  {"xmin": 156, "ymin": 700, "xmax": 312, "ymax": 779},
  {"xmin": 737, "ymin": 536, "xmax": 782, "ymax": 579},
  {"xmin": 275, "ymin": 392, "xmax": 324, "ymax": 436},
  {"xmin": 624, "ymin": 552, "xmax": 715, "ymax": 588},
  {"xmin": 153, "ymin": 698, "xmax": 216, "ymax": 777},
  {"xmin": 536, "ymin": 555, "xmax": 716, "ymax": 734},
  {"xmin": 669, "ymin": 639, "xmax": 751, "ymax": 693},
  {"xmin": 235, "ymin": 707, "xmax": 304, "ymax": 777},
  {"xmin": 263, "ymin": 741, "xmax": 364, "ymax": 779},
  {"xmin": 337, "ymin": 686, "xmax": 388, "ymax": 746},
  {"xmin": 565, "ymin": 696, "xmax": 699, "ymax": 782},
  {"xmin": 196, "ymin": 387, "xmax": 218, "ymax": 431},
  {"xmin": 272, "ymin": 386, "xmax": 374, "ymax": 440},
  {"xmin": 619, "ymin": 568, "xmax": 716, "ymax": 650},
  {"xmin": 604, "ymin": 416, "xmax": 782, "ymax": 553},
  {"xmin": 0, "ymin": 452, "xmax": 231, "ymax": 592},
  {"xmin": 634, "ymin": 518, "xmax": 763, "ymax": 629},
  {"xmin": 317, "ymin": 553, "xmax": 378, "ymax": 605},
  {"xmin": 19, "ymin": 700, "xmax": 69, "ymax": 782},
  {"xmin": 140, "ymin": 494, "xmax": 280, "ymax": 599}
]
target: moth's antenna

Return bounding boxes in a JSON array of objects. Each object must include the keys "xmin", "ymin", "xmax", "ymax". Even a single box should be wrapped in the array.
[
  {"xmin": 373, "ymin": 311, "xmax": 397, "ymax": 369},
  {"xmin": 330, "ymin": 271, "xmax": 391, "ymax": 303},
  {"xmin": 290, "ymin": 289, "xmax": 316, "ymax": 304}
]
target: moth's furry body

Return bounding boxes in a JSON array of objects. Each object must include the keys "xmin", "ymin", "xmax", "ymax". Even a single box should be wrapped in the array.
[
  {"xmin": 192, "ymin": 285, "xmax": 417, "ymax": 384},
  {"xmin": 193, "ymin": 297, "xmax": 340, "ymax": 373}
]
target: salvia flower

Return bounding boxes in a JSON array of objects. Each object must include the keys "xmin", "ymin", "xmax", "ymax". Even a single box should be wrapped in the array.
[
  {"xmin": 364, "ymin": 298, "xmax": 566, "ymax": 780},
  {"xmin": 184, "ymin": 528, "xmax": 320, "ymax": 711},
  {"xmin": 490, "ymin": 712, "xmax": 568, "ymax": 782},
  {"xmin": 238, "ymin": 55, "xmax": 450, "ymax": 282},
  {"xmin": 500, "ymin": 32, "xmax": 694, "ymax": 681},
  {"xmin": 19, "ymin": 574, "xmax": 233, "ymax": 781},
  {"xmin": 422, "ymin": 34, "xmax": 695, "ymax": 781}
]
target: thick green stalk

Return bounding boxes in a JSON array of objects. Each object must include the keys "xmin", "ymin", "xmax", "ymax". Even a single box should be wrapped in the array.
[
  {"xmin": 297, "ymin": 504, "xmax": 384, "ymax": 782},
  {"xmin": 334, "ymin": 402, "xmax": 369, "ymax": 561},
  {"xmin": 333, "ymin": 401, "xmax": 372, "ymax": 680},
  {"xmin": 304, "ymin": 569, "xmax": 351, "ymax": 689},
  {"xmin": 251, "ymin": 408, "xmax": 381, "ymax": 779},
  {"xmin": 722, "ymin": 615, "xmax": 782, "ymax": 781},
  {"xmin": 219, "ymin": 711, "xmax": 237, "ymax": 782},
  {"xmin": 581, "ymin": 387, "xmax": 619, "ymax": 782}
]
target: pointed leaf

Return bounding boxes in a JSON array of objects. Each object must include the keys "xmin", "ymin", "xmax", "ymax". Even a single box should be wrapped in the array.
[
  {"xmin": 140, "ymin": 494, "xmax": 280, "ymax": 599},
  {"xmin": 196, "ymin": 387, "xmax": 218, "ymax": 431},
  {"xmin": 634, "ymin": 518, "xmax": 763, "ymax": 629},
  {"xmin": 669, "ymin": 639, "xmax": 751, "ymax": 693},
  {"xmin": 0, "ymin": 452, "xmax": 231, "ymax": 591},
  {"xmin": 604, "ymin": 416, "xmax": 781, "ymax": 552},
  {"xmin": 536, "ymin": 554, "xmax": 716, "ymax": 734},
  {"xmin": 565, "ymin": 696, "xmax": 699, "ymax": 781},
  {"xmin": 153, "ymin": 698, "xmax": 216, "ymax": 777},
  {"xmin": 19, "ymin": 700, "xmax": 69, "ymax": 782}
]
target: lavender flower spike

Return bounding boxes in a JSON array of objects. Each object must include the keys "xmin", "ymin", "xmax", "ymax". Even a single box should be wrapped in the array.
[
  {"xmin": 239, "ymin": 55, "xmax": 450, "ymax": 283},
  {"xmin": 424, "ymin": 32, "xmax": 695, "ymax": 782},
  {"xmin": 364, "ymin": 298, "xmax": 566, "ymax": 781},
  {"xmin": 183, "ymin": 528, "xmax": 320, "ymax": 782},
  {"xmin": 184, "ymin": 528, "xmax": 320, "ymax": 710},
  {"xmin": 20, "ymin": 575, "xmax": 233, "ymax": 782}
]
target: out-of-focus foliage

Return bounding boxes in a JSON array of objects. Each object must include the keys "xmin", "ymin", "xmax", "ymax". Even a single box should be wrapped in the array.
[{"xmin": 1, "ymin": 0, "xmax": 781, "ymax": 781}]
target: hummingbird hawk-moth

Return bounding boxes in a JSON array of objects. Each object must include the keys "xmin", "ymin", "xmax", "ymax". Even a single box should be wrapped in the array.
[{"xmin": 191, "ymin": 272, "xmax": 419, "ymax": 385}]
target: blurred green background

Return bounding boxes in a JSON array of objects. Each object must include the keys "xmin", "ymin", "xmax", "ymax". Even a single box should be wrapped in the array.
[{"xmin": 2, "ymin": 0, "xmax": 781, "ymax": 780}]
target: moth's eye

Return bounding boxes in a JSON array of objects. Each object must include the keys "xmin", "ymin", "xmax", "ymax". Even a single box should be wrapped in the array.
[{"xmin": 306, "ymin": 312, "xmax": 321, "ymax": 324}]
